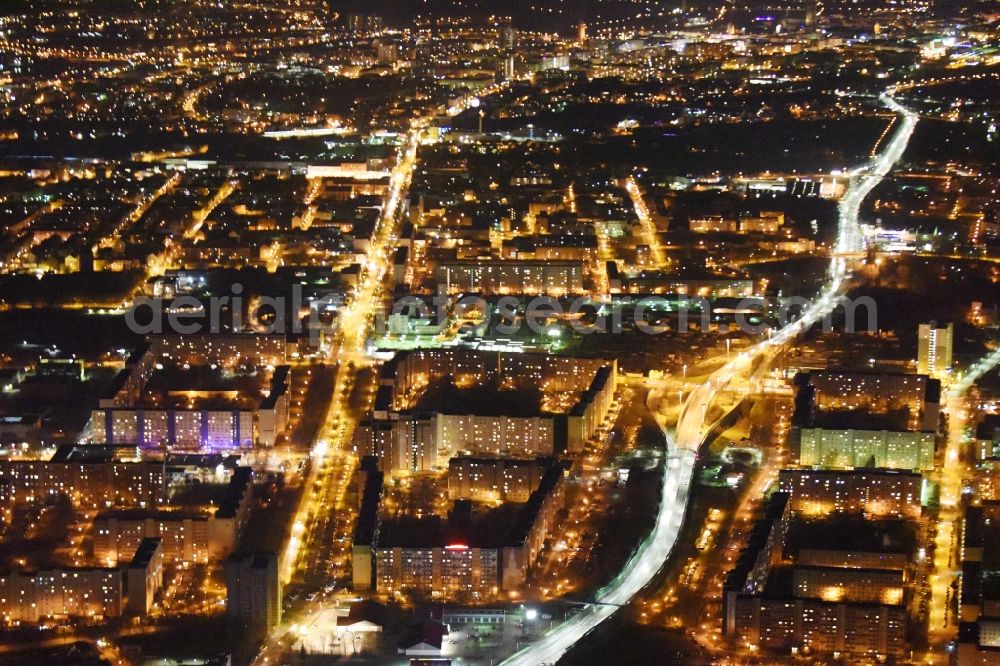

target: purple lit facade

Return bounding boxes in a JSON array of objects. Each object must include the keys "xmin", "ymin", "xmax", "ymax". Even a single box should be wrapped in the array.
[{"xmin": 93, "ymin": 408, "xmax": 254, "ymax": 451}]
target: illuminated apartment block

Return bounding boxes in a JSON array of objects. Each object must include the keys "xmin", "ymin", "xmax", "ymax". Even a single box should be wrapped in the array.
[
  {"xmin": 792, "ymin": 566, "xmax": 905, "ymax": 606},
  {"xmin": 375, "ymin": 545, "xmax": 499, "ymax": 599},
  {"xmin": 90, "ymin": 340, "xmax": 290, "ymax": 451},
  {"xmin": 226, "ymin": 552, "xmax": 281, "ymax": 635},
  {"xmin": 125, "ymin": 537, "xmax": 164, "ymax": 616},
  {"xmin": 777, "ymin": 469, "xmax": 922, "ymax": 519},
  {"xmin": 92, "ymin": 468, "xmax": 253, "ymax": 565},
  {"xmin": 447, "ymin": 456, "xmax": 550, "ymax": 503},
  {"xmin": 974, "ymin": 415, "xmax": 1000, "ymax": 463},
  {"xmin": 956, "ymin": 618, "xmax": 1000, "ymax": 665},
  {"xmin": 958, "ymin": 502, "xmax": 1000, "ymax": 625},
  {"xmin": 730, "ymin": 598, "xmax": 907, "ymax": 658},
  {"xmin": 0, "ymin": 568, "xmax": 124, "ymax": 623},
  {"xmin": 689, "ymin": 216, "xmax": 738, "ymax": 233},
  {"xmin": 724, "ymin": 493, "xmax": 910, "ymax": 658},
  {"xmin": 917, "ymin": 321, "xmax": 953, "ymax": 377},
  {"xmin": 354, "ymin": 351, "xmax": 616, "ymax": 474},
  {"xmin": 434, "ymin": 259, "xmax": 584, "ymax": 295},
  {"xmin": 358, "ymin": 464, "xmax": 567, "ymax": 596},
  {"xmin": 0, "ymin": 444, "xmax": 165, "ymax": 509},
  {"xmin": 792, "ymin": 370, "xmax": 939, "ymax": 470},
  {"xmin": 797, "ymin": 429, "xmax": 936, "ymax": 471},
  {"xmin": 797, "ymin": 369, "xmax": 941, "ymax": 432}
]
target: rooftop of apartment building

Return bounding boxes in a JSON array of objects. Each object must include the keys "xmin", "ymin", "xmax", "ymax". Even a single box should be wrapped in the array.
[
  {"xmin": 376, "ymin": 500, "xmax": 522, "ymax": 550},
  {"xmin": 411, "ymin": 375, "xmax": 554, "ymax": 417},
  {"xmin": 785, "ymin": 514, "xmax": 916, "ymax": 560}
]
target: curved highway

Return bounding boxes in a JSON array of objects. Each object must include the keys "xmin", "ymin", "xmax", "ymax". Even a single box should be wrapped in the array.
[{"xmin": 500, "ymin": 94, "xmax": 917, "ymax": 666}]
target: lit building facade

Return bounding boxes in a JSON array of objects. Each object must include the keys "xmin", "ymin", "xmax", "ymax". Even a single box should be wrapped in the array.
[
  {"xmin": 777, "ymin": 469, "xmax": 922, "ymax": 519},
  {"xmin": 355, "ymin": 351, "xmax": 617, "ymax": 474},
  {"xmin": 797, "ymin": 549, "xmax": 909, "ymax": 571},
  {"xmin": 354, "ymin": 412, "xmax": 555, "ymax": 474},
  {"xmin": 729, "ymin": 597, "xmax": 907, "ymax": 658},
  {"xmin": 90, "ymin": 340, "xmax": 290, "ymax": 450},
  {"xmin": 0, "ymin": 446, "xmax": 165, "ymax": 510},
  {"xmin": 917, "ymin": 321, "xmax": 953, "ymax": 377},
  {"xmin": 94, "ymin": 467, "xmax": 251, "ymax": 565},
  {"xmin": 226, "ymin": 552, "xmax": 281, "ymax": 635},
  {"xmin": 797, "ymin": 428, "xmax": 936, "ymax": 471},
  {"xmin": 148, "ymin": 333, "xmax": 289, "ymax": 367},
  {"xmin": 500, "ymin": 462, "xmax": 567, "ymax": 590},
  {"xmin": 436, "ymin": 414, "xmax": 556, "ymax": 460},
  {"xmin": 792, "ymin": 566, "xmax": 905, "ymax": 606},
  {"xmin": 0, "ymin": 568, "xmax": 124, "ymax": 623},
  {"xmin": 359, "ymin": 464, "xmax": 567, "ymax": 596},
  {"xmin": 447, "ymin": 456, "xmax": 549, "ymax": 503},
  {"xmin": 434, "ymin": 259, "xmax": 585, "ymax": 295},
  {"xmin": 375, "ymin": 546, "xmax": 499, "ymax": 599},
  {"xmin": 956, "ymin": 618, "xmax": 1000, "ymax": 665},
  {"xmin": 125, "ymin": 537, "xmax": 164, "ymax": 616},
  {"xmin": 92, "ymin": 408, "xmax": 256, "ymax": 451},
  {"xmin": 800, "ymin": 369, "xmax": 941, "ymax": 432},
  {"xmin": 724, "ymin": 493, "xmax": 909, "ymax": 658}
]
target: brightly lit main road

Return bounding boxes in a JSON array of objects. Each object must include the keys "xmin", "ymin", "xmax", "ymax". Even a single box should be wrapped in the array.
[
  {"xmin": 500, "ymin": 94, "xmax": 917, "ymax": 666},
  {"xmin": 926, "ymin": 345, "xmax": 1000, "ymax": 656},
  {"xmin": 255, "ymin": 86, "xmax": 513, "ymax": 666}
]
